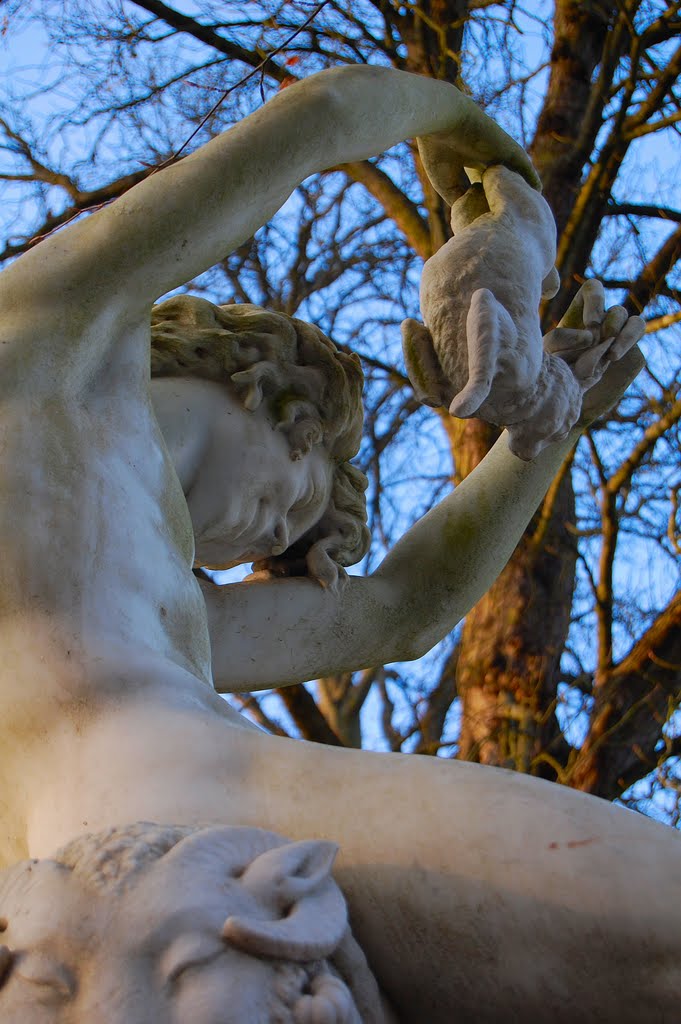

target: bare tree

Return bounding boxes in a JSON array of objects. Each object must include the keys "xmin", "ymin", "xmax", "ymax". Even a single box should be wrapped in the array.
[{"xmin": 2, "ymin": 0, "xmax": 680, "ymax": 817}]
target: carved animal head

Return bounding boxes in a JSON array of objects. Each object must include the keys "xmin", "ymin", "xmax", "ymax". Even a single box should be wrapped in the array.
[{"xmin": 0, "ymin": 824, "xmax": 385, "ymax": 1023}]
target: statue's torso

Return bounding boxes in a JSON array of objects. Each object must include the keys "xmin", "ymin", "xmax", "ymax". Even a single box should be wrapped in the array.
[{"xmin": 0, "ymin": 289, "xmax": 228, "ymax": 861}]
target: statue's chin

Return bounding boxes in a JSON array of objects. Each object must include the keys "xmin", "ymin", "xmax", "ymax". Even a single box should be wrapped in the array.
[{"xmin": 195, "ymin": 555, "xmax": 250, "ymax": 571}]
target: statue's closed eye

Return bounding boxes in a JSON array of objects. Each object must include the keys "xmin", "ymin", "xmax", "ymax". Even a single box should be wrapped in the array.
[{"xmin": 14, "ymin": 954, "xmax": 75, "ymax": 1000}]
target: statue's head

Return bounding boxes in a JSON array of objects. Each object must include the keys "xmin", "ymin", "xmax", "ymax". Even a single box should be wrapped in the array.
[
  {"xmin": 150, "ymin": 296, "xmax": 370, "ymax": 588},
  {"xmin": 0, "ymin": 823, "xmax": 385, "ymax": 1023}
]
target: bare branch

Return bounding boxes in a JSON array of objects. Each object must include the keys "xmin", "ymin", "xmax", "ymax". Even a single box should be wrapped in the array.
[
  {"xmin": 336, "ymin": 160, "xmax": 431, "ymax": 259},
  {"xmin": 605, "ymin": 202, "xmax": 681, "ymax": 223},
  {"xmin": 625, "ymin": 223, "xmax": 681, "ymax": 316},
  {"xmin": 606, "ymin": 398, "xmax": 681, "ymax": 496},
  {"xmin": 646, "ymin": 311, "xmax": 681, "ymax": 332},
  {"xmin": 129, "ymin": 0, "xmax": 293, "ymax": 83},
  {"xmin": 275, "ymin": 683, "xmax": 344, "ymax": 746}
]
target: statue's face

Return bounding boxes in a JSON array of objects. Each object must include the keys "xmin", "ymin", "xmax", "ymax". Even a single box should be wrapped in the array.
[
  {"xmin": 151, "ymin": 377, "xmax": 333, "ymax": 569},
  {"xmin": 0, "ymin": 859, "xmax": 275, "ymax": 1023}
]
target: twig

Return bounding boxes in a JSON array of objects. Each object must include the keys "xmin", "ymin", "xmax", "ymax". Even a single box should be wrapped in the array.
[
  {"xmin": 162, "ymin": 0, "xmax": 332, "ymax": 166},
  {"xmin": 21, "ymin": 1, "xmax": 333, "ymax": 250}
]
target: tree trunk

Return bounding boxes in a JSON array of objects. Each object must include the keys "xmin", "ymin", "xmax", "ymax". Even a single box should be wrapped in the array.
[
  {"xmin": 447, "ymin": 1, "xmax": 619, "ymax": 777},
  {"xmin": 453, "ymin": 429, "xmax": 577, "ymax": 775}
]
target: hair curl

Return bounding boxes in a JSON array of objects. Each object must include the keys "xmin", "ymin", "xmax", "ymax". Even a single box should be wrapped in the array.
[{"xmin": 150, "ymin": 296, "xmax": 369, "ymax": 586}]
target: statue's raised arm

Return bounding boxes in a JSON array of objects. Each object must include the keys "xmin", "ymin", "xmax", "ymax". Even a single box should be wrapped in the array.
[
  {"xmin": 0, "ymin": 63, "xmax": 677, "ymax": 1024},
  {"xmin": 0, "ymin": 66, "xmax": 538, "ymax": 337}
]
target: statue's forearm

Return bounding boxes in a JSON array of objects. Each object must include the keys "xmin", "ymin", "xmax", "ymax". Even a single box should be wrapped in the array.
[
  {"xmin": 2, "ymin": 67, "xmax": 536, "ymax": 317},
  {"xmin": 373, "ymin": 428, "xmax": 577, "ymax": 659},
  {"xmin": 94, "ymin": 66, "xmax": 536, "ymax": 306},
  {"xmin": 374, "ymin": 344, "xmax": 644, "ymax": 660},
  {"xmin": 303, "ymin": 66, "xmax": 537, "ymax": 184},
  {"xmin": 207, "ymin": 348, "xmax": 642, "ymax": 691}
]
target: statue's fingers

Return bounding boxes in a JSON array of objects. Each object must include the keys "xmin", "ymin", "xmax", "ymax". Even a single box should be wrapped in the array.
[
  {"xmin": 543, "ymin": 327, "xmax": 594, "ymax": 357},
  {"xmin": 450, "ymin": 184, "xmax": 490, "ymax": 233},
  {"xmin": 600, "ymin": 305, "xmax": 628, "ymax": 341},
  {"xmin": 580, "ymin": 279, "xmax": 606, "ymax": 328},
  {"xmin": 580, "ymin": 344, "xmax": 645, "ymax": 425},
  {"xmin": 499, "ymin": 150, "xmax": 541, "ymax": 192},
  {"xmin": 417, "ymin": 104, "xmax": 540, "ymax": 206},
  {"xmin": 574, "ymin": 338, "xmax": 611, "ymax": 382},
  {"xmin": 456, "ymin": 107, "xmax": 540, "ymax": 190},
  {"xmin": 416, "ymin": 134, "xmax": 470, "ymax": 204},
  {"xmin": 557, "ymin": 289, "xmax": 586, "ymax": 330},
  {"xmin": 607, "ymin": 314, "xmax": 646, "ymax": 361}
]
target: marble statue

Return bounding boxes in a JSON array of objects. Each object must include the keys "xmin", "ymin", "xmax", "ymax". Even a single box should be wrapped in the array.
[
  {"xmin": 0, "ymin": 64, "xmax": 678, "ymax": 1022},
  {"xmin": 401, "ymin": 164, "xmax": 643, "ymax": 459},
  {"xmin": 0, "ymin": 823, "xmax": 390, "ymax": 1022}
]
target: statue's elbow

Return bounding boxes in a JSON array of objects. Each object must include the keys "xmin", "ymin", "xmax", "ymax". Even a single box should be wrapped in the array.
[{"xmin": 391, "ymin": 623, "xmax": 440, "ymax": 664}]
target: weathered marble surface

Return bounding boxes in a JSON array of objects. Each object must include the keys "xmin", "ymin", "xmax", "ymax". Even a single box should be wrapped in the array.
[
  {"xmin": 0, "ymin": 823, "xmax": 391, "ymax": 1022},
  {"xmin": 402, "ymin": 165, "xmax": 644, "ymax": 459},
  {"xmin": 0, "ymin": 64, "xmax": 676, "ymax": 1023}
]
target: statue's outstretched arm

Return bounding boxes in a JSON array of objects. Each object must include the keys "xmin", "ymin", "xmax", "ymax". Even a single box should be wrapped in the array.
[
  {"xmin": 206, "ymin": 346, "xmax": 643, "ymax": 693},
  {"xmin": 0, "ymin": 66, "xmax": 537, "ymax": 326}
]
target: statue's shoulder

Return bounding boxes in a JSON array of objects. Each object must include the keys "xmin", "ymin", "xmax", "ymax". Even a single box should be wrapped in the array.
[{"xmin": 0, "ymin": 255, "xmax": 151, "ymax": 401}]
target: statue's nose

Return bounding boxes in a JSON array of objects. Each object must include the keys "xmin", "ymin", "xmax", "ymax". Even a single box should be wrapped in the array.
[{"xmin": 270, "ymin": 516, "xmax": 289, "ymax": 556}]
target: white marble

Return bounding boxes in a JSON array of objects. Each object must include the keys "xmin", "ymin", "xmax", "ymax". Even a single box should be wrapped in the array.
[
  {"xmin": 0, "ymin": 64, "xmax": 675, "ymax": 1023},
  {"xmin": 402, "ymin": 165, "xmax": 644, "ymax": 458},
  {"xmin": 0, "ymin": 823, "xmax": 390, "ymax": 1022}
]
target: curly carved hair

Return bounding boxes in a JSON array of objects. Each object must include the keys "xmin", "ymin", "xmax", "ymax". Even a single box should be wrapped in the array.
[{"xmin": 150, "ymin": 296, "xmax": 370, "ymax": 586}]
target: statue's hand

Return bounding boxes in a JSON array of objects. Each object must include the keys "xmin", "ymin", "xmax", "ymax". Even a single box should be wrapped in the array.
[
  {"xmin": 578, "ymin": 343, "xmax": 644, "ymax": 426},
  {"xmin": 417, "ymin": 107, "xmax": 541, "ymax": 207},
  {"xmin": 543, "ymin": 280, "xmax": 646, "ymax": 425}
]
